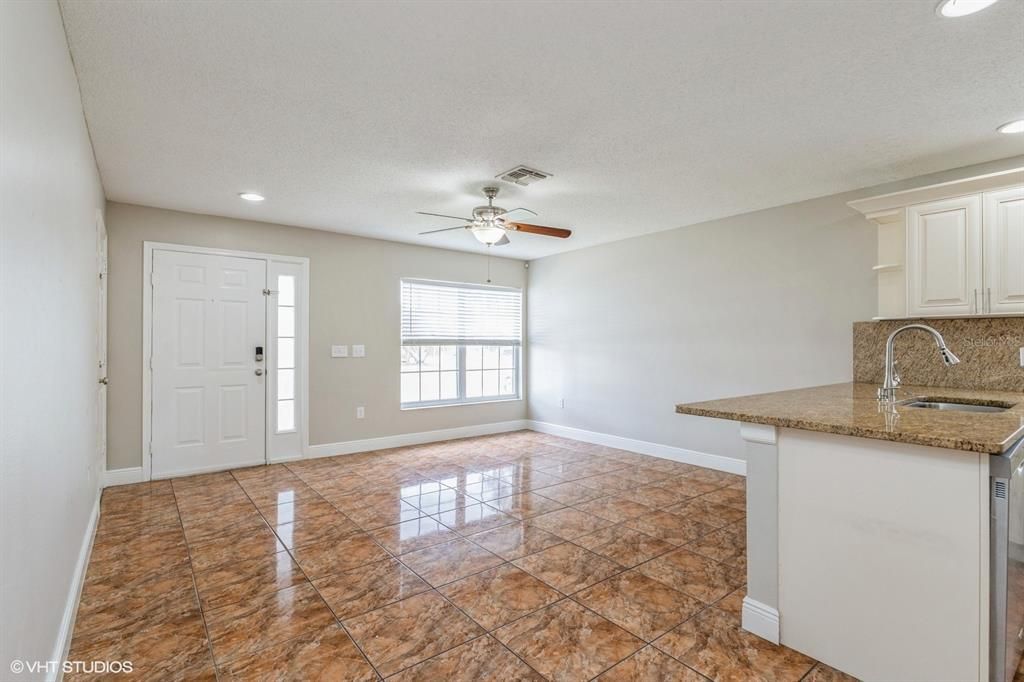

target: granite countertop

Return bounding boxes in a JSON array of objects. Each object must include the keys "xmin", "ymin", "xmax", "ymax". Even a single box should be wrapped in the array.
[{"xmin": 676, "ymin": 382, "xmax": 1024, "ymax": 454}]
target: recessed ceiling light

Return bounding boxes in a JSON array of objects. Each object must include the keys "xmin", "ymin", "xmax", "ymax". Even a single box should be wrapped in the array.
[
  {"xmin": 936, "ymin": 0, "xmax": 1000, "ymax": 17},
  {"xmin": 997, "ymin": 119, "xmax": 1024, "ymax": 134},
  {"xmin": 238, "ymin": 192, "xmax": 265, "ymax": 202}
]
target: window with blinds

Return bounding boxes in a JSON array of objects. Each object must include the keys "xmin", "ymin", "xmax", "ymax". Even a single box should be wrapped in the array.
[{"xmin": 400, "ymin": 279, "xmax": 522, "ymax": 407}]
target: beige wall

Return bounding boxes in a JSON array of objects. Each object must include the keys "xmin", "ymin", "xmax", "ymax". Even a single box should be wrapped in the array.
[
  {"xmin": 526, "ymin": 156, "xmax": 1024, "ymax": 463},
  {"xmin": 1, "ymin": 0, "xmax": 107, "ymax": 672},
  {"xmin": 105, "ymin": 202, "xmax": 527, "ymax": 471}
]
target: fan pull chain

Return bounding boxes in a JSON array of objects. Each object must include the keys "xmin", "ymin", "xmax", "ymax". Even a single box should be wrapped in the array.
[{"xmin": 486, "ymin": 246, "xmax": 492, "ymax": 283}]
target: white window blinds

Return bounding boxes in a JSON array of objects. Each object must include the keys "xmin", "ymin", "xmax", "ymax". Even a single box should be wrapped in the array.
[{"xmin": 401, "ymin": 278, "xmax": 522, "ymax": 346}]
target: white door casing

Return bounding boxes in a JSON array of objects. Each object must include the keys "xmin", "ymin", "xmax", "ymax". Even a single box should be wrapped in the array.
[
  {"xmin": 983, "ymin": 186, "xmax": 1024, "ymax": 314},
  {"xmin": 96, "ymin": 212, "xmax": 108, "ymax": 472},
  {"xmin": 151, "ymin": 250, "xmax": 267, "ymax": 478},
  {"xmin": 906, "ymin": 195, "xmax": 983, "ymax": 316}
]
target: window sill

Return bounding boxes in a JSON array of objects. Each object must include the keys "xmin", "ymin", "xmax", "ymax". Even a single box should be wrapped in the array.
[{"xmin": 400, "ymin": 397, "xmax": 523, "ymax": 411}]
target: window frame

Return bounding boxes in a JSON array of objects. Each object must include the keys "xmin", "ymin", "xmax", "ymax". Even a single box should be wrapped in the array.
[
  {"xmin": 400, "ymin": 344, "xmax": 521, "ymax": 410},
  {"xmin": 399, "ymin": 278, "xmax": 523, "ymax": 410}
]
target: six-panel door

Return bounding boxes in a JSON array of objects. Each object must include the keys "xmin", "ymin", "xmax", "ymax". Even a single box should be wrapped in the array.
[{"xmin": 151, "ymin": 250, "xmax": 267, "ymax": 478}]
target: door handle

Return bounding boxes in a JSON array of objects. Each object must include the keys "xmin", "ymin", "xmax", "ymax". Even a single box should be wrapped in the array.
[
  {"xmin": 255, "ymin": 368, "xmax": 264, "ymax": 376},
  {"xmin": 98, "ymin": 377, "xmax": 108, "ymax": 385}
]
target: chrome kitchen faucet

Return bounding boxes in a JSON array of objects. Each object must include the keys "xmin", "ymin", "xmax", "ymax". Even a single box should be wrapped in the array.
[{"xmin": 878, "ymin": 324, "xmax": 960, "ymax": 403}]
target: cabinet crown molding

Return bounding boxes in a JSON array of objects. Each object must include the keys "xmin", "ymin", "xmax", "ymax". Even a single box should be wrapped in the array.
[{"xmin": 848, "ymin": 167, "xmax": 1024, "ymax": 220}]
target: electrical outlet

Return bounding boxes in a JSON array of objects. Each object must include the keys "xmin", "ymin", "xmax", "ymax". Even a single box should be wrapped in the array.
[
  {"xmin": 352, "ymin": 344, "xmax": 366, "ymax": 358},
  {"xmin": 356, "ymin": 406, "xmax": 365, "ymax": 419}
]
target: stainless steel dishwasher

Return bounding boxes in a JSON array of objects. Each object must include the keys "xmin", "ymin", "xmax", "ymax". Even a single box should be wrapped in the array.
[{"xmin": 991, "ymin": 434, "xmax": 1024, "ymax": 682}]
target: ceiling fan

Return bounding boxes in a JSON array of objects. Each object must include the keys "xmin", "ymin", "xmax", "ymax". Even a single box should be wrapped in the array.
[{"xmin": 417, "ymin": 186, "xmax": 572, "ymax": 247}]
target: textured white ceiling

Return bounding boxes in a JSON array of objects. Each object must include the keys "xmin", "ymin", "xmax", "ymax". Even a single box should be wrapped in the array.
[{"xmin": 60, "ymin": 0, "xmax": 1024, "ymax": 259}]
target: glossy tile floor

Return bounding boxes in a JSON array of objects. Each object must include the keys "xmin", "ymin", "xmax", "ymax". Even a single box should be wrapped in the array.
[{"xmin": 69, "ymin": 431, "xmax": 854, "ymax": 681}]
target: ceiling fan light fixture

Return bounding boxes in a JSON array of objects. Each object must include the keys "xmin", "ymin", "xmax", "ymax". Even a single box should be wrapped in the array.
[
  {"xmin": 936, "ymin": 0, "xmax": 999, "ymax": 17},
  {"xmin": 471, "ymin": 225, "xmax": 506, "ymax": 245}
]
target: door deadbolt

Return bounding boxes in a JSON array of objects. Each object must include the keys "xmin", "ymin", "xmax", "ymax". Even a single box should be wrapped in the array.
[{"xmin": 255, "ymin": 345, "xmax": 264, "ymax": 362}]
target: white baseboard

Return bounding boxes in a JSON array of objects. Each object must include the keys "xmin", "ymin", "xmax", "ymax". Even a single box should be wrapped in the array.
[
  {"xmin": 102, "ymin": 467, "xmax": 144, "ymax": 487},
  {"xmin": 305, "ymin": 419, "xmax": 530, "ymax": 460},
  {"xmin": 526, "ymin": 420, "xmax": 746, "ymax": 475},
  {"xmin": 742, "ymin": 596, "xmax": 780, "ymax": 644},
  {"xmin": 48, "ymin": 490, "xmax": 100, "ymax": 681}
]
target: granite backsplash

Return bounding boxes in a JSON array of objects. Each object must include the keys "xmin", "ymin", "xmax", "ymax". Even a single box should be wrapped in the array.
[{"xmin": 853, "ymin": 317, "xmax": 1024, "ymax": 392}]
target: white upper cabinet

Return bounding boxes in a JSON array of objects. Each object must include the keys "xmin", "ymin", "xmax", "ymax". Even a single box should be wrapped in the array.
[
  {"xmin": 983, "ymin": 186, "xmax": 1024, "ymax": 314},
  {"xmin": 906, "ymin": 195, "xmax": 982, "ymax": 316}
]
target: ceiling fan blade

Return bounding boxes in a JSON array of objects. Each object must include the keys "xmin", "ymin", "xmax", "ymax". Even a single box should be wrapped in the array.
[
  {"xmin": 416, "ymin": 211, "xmax": 474, "ymax": 222},
  {"xmin": 507, "ymin": 222, "xmax": 572, "ymax": 238},
  {"xmin": 419, "ymin": 225, "xmax": 469, "ymax": 235},
  {"xmin": 495, "ymin": 207, "xmax": 538, "ymax": 219},
  {"xmin": 493, "ymin": 234, "xmax": 511, "ymax": 246}
]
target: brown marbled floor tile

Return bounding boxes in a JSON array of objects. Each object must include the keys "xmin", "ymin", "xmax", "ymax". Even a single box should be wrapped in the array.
[
  {"xmin": 78, "ymin": 551, "xmax": 191, "ymax": 601},
  {"xmin": 616, "ymin": 466, "xmax": 674, "ymax": 486},
  {"xmin": 174, "ymin": 495, "xmax": 255, "ymax": 524},
  {"xmin": 240, "ymin": 481, "xmax": 322, "ymax": 508},
  {"xmin": 369, "ymin": 515, "xmax": 460, "ymax": 555},
  {"xmin": 574, "ymin": 524, "xmax": 675, "ymax": 568},
  {"xmin": 440, "ymin": 564, "xmax": 562, "ymax": 630},
  {"xmin": 624, "ymin": 510, "xmax": 715, "ymax": 546},
  {"xmin": 527, "ymin": 507, "xmax": 613, "ymax": 541},
  {"xmin": 803, "ymin": 662, "xmax": 861, "ymax": 682},
  {"xmin": 699, "ymin": 486, "xmax": 747, "ymax": 511},
  {"xmin": 388, "ymin": 634, "xmax": 543, "ymax": 682},
  {"xmin": 269, "ymin": 511, "xmax": 360, "ymax": 550},
  {"xmin": 73, "ymin": 578, "xmax": 196, "ymax": 640},
  {"xmin": 192, "ymin": 549, "xmax": 306, "ymax": 611},
  {"xmin": 67, "ymin": 596, "xmax": 212, "ymax": 681},
  {"xmin": 181, "ymin": 506, "xmax": 269, "ymax": 546},
  {"xmin": 507, "ymin": 469, "xmax": 567, "ymax": 492},
  {"xmin": 485, "ymin": 492, "xmax": 566, "ymax": 520},
  {"xmin": 256, "ymin": 495, "xmax": 341, "ymax": 526},
  {"xmin": 343, "ymin": 499, "xmax": 425, "ymax": 530},
  {"xmin": 573, "ymin": 495, "xmax": 654, "ymax": 523},
  {"xmin": 576, "ymin": 472, "xmax": 639, "ymax": 494},
  {"xmin": 342, "ymin": 591, "xmax": 484, "ymax": 677},
  {"xmin": 431, "ymin": 502, "xmax": 517, "ymax": 536},
  {"xmin": 654, "ymin": 607, "xmax": 814, "ymax": 682},
  {"xmin": 171, "ymin": 470, "xmax": 238, "ymax": 491},
  {"xmin": 313, "ymin": 557, "xmax": 430, "ymax": 620},
  {"xmin": 463, "ymin": 478, "xmax": 523, "ymax": 502},
  {"xmin": 188, "ymin": 523, "xmax": 286, "ymax": 573},
  {"xmin": 218, "ymin": 623, "xmax": 377, "ymax": 681},
  {"xmin": 289, "ymin": 532, "xmax": 391, "ymax": 579},
  {"xmin": 402, "ymin": 488, "xmax": 478, "ymax": 514},
  {"xmin": 666, "ymin": 497, "xmax": 744, "ymax": 529},
  {"xmin": 685, "ymin": 521, "xmax": 746, "ymax": 565},
  {"xmin": 204, "ymin": 582, "xmax": 335, "ymax": 665},
  {"xmin": 682, "ymin": 468, "xmax": 743, "ymax": 488},
  {"xmin": 330, "ymin": 489, "xmax": 407, "ymax": 514},
  {"xmin": 617, "ymin": 484, "xmax": 690, "ymax": 509},
  {"xmin": 636, "ymin": 548, "xmax": 745, "ymax": 604},
  {"xmin": 532, "ymin": 481, "xmax": 605, "ymax": 506},
  {"xmin": 97, "ymin": 491, "xmax": 179, "ymax": 530},
  {"xmin": 90, "ymin": 523, "xmax": 186, "ymax": 563},
  {"xmin": 398, "ymin": 537, "xmax": 504, "ymax": 586},
  {"xmin": 597, "ymin": 646, "xmax": 709, "ymax": 681},
  {"xmin": 512, "ymin": 542, "xmax": 622, "ymax": 595},
  {"xmin": 469, "ymin": 522, "xmax": 565, "ymax": 561},
  {"xmin": 101, "ymin": 479, "xmax": 173, "ymax": 503},
  {"xmin": 715, "ymin": 586, "xmax": 746, "ymax": 616},
  {"xmin": 656, "ymin": 476, "xmax": 722, "ymax": 499},
  {"xmin": 574, "ymin": 570, "xmax": 704, "ymax": 642},
  {"xmin": 494, "ymin": 599, "xmax": 644, "ymax": 682}
]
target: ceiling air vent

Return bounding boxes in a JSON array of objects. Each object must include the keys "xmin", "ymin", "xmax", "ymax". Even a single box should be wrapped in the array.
[{"xmin": 496, "ymin": 165, "xmax": 552, "ymax": 186}]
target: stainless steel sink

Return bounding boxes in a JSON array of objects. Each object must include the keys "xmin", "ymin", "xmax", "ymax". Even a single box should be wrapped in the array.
[{"xmin": 901, "ymin": 400, "xmax": 1010, "ymax": 413}]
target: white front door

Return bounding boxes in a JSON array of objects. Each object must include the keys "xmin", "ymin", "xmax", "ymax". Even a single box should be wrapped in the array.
[
  {"xmin": 96, "ymin": 214, "xmax": 108, "ymax": 470},
  {"xmin": 151, "ymin": 250, "xmax": 267, "ymax": 477}
]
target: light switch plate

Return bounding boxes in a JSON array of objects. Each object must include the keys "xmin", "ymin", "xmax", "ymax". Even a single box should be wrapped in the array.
[
  {"xmin": 352, "ymin": 344, "xmax": 366, "ymax": 358},
  {"xmin": 356, "ymin": 406, "xmax": 365, "ymax": 419},
  {"xmin": 331, "ymin": 345, "xmax": 348, "ymax": 358}
]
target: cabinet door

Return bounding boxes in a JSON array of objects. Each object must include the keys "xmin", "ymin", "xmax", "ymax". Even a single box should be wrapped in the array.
[
  {"xmin": 907, "ymin": 195, "xmax": 982, "ymax": 316},
  {"xmin": 983, "ymin": 186, "xmax": 1024, "ymax": 314}
]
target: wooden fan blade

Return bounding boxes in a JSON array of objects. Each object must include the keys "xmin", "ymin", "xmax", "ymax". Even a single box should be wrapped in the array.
[
  {"xmin": 419, "ymin": 225, "xmax": 469, "ymax": 235},
  {"xmin": 416, "ymin": 211, "xmax": 474, "ymax": 222},
  {"xmin": 507, "ymin": 222, "xmax": 572, "ymax": 238}
]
